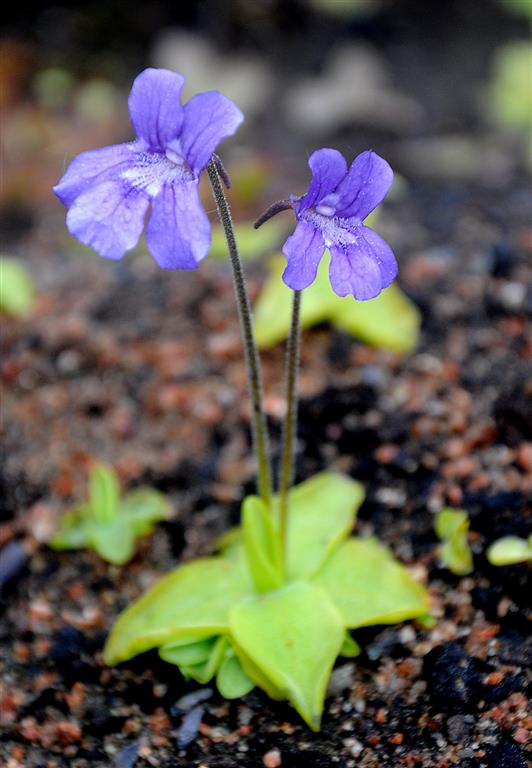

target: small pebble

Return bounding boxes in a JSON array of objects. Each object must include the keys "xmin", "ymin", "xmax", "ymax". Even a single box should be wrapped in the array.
[
  {"xmin": 327, "ymin": 663, "xmax": 355, "ymax": 696},
  {"xmin": 172, "ymin": 688, "xmax": 213, "ymax": 713},
  {"xmin": 263, "ymin": 749, "xmax": 282, "ymax": 767},
  {"xmin": 344, "ymin": 737, "xmax": 364, "ymax": 757},
  {"xmin": 0, "ymin": 541, "xmax": 28, "ymax": 592},
  {"xmin": 113, "ymin": 743, "xmax": 139, "ymax": 768},
  {"xmin": 447, "ymin": 714, "xmax": 475, "ymax": 744},
  {"xmin": 176, "ymin": 705, "xmax": 204, "ymax": 749}
]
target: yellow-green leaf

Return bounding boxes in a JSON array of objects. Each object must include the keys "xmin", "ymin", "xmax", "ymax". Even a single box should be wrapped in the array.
[
  {"xmin": 216, "ymin": 649, "xmax": 255, "ymax": 699},
  {"xmin": 104, "ymin": 555, "xmax": 253, "ymax": 665},
  {"xmin": 175, "ymin": 636, "xmax": 228, "ymax": 684},
  {"xmin": 0, "ymin": 258, "xmax": 35, "ymax": 317},
  {"xmin": 220, "ymin": 473, "xmax": 364, "ymax": 581},
  {"xmin": 435, "ymin": 508, "xmax": 468, "ymax": 540},
  {"xmin": 231, "ymin": 639, "xmax": 285, "ymax": 701},
  {"xmin": 331, "ymin": 282, "xmax": 420, "ymax": 352},
  {"xmin": 489, "ymin": 42, "xmax": 532, "ymax": 132},
  {"xmin": 254, "ymin": 255, "xmax": 419, "ymax": 352},
  {"xmin": 242, "ymin": 496, "xmax": 283, "ymax": 592},
  {"xmin": 89, "ymin": 464, "xmax": 120, "ymax": 524},
  {"xmin": 86, "ymin": 517, "xmax": 135, "ymax": 565},
  {"xmin": 339, "ymin": 632, "xmax": 361, "ymax": 658},
  {"xmin": 230, "ymin": 582, "xmax": 344, "ymax": 730},
  {"xmin": 500, "ymin": 0, "xmax": 532, "ymax": 19},
  {"xmin": 254, "ymin": 256, "xmax": 332, "ymax": 348},
  {"xmin": 49, "ymin": 468, "xmax": 171, "ymax": 565},
  {"xmin": 282, "ymin": 472, "xmax": 364, "ymax": 580},
  {"xmin": 486, "ymin": 536, "xmax": 532, "ymax": 566},
  {"xmin": 158, "ymin": 636, "xmax": 218, "ymax": 667},
  {"xmin": 209, "ymin": 219, "xmax": 287, "ymax": 261},
  {"xmin": 435, "ymin": 508, "xmax": 473, "ymax": 575},
  {"xmin": 313, "ymin": 537, "xmax": 430, "ymax": 627},
  {"xmin": 119, "ymin": 487, "xmax": 172, "ymax": 535},
  {"xmin": 49, "ymin": 505, "xmax": 91, "ymax": 550}
]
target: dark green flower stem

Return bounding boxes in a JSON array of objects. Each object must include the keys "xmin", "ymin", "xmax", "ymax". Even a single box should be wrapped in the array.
[
  {"xmin": 278, "ymin": 289, "xmax": 301, "ymax": 566},
  {"xmin": 207, "ymin": 159, "xmax": 272, "ymax": 506}
]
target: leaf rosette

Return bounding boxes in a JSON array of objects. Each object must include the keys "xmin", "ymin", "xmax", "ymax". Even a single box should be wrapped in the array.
[{"xmin": 104, "ymin": 472, "xmax": 430, "ymax": 729}]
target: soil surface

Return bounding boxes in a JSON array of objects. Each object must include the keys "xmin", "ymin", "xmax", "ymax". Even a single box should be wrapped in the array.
[{"xmin": 1, "ymin": 1, "xmax": 531, "ymax": 766}]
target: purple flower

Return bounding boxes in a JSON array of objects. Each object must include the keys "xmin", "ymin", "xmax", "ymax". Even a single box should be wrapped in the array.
[
  {"xmin": 54, "ymin": 68, "xmax": 243, "ymax": 269},
  {"xmin": 282, "ymin": 149, "xmax": 397, "ymax": 300}
]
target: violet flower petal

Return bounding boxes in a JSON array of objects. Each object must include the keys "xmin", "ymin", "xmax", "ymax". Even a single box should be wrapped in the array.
[
  {"xmin": 333, "ymin": 150, "xmax": 393, "ymax": 221},
  {"xmin": 329, "ymin": 240, "xmax": 384, "ymax": 300},
  {"xmin": 53, "ymin": 144, "xmax": 135, "ymax": 207},
  {"xmin": 180, "ymin": 91, "xmax": 244, "ymax": 174},
  {"xmin": 54, "ymin": 69, "xmax": 244, "ymax": 272},
  {"xmin": 297, "ymin": 148, "xmax": 347, "ymax": 213},
  {"xmin": 282, "ymin": 220, "xmax": 326, "ymax": 290},
  {"xmin": 66, "ymin": 181, "xmax": 149, "ymax": 261},
  {"xmin": 145, "ymin": 182, "xmax": 210, "ymax": 269},
  {"xmin": 357, "ymin": 225, "xmax": 398, "ymax": 288},
  {"xmin": 128, "ymin": 68, "xmax": 185, "ymax": 151}
]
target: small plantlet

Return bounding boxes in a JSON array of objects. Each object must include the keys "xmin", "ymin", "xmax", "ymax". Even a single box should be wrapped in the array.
[
  {"xmin": 50, "ymin": 464, "xmax": 171, "ymax": 565},
  {"xmin": 435, "ymin": 507, "xmax": 473, "ymax": 575},
  {"xmin": 0, "ymin": 258, "xmax": 35, "ymax": 317},
  {"xmin": 54, "ymin": 68, "xmax": 431, "ymax": 729},
  {"xmin": 487, "ymin": 535, "xmax": 532, "ymax": 566}
]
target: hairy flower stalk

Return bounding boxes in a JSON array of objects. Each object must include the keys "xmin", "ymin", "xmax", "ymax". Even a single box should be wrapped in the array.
[
  {"xmin": 255, "ymin": 147, "xmax": 398, "ymax": 560},
  {"xmin": 206, "ymin": 159, "xmax": 272, "ymax": 506},
  {"xmin": 278, "ymin": 289, "xmax": 302, "ymax": 566}
]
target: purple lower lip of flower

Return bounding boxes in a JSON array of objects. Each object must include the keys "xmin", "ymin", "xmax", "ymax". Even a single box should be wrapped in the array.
[
  {"xmin": 54, "ymin": 68, "xmax": 244, "ymax": 269},
  {"xmin": 257, "ymin": 148, "xmax": 398, "ymax": 301}
]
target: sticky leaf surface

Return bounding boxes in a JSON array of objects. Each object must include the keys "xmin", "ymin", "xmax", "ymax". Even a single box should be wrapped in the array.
[
  {"xmin": 0, "ymin": 258, "xmax": 35, "ymax": 317},
  {"xmin": 435, "ymin": 508, "xmax": 473, "ymax": 575},
  {"xmin": 242, "ymin": 496, "xmax": 283, "ymax": 592},
  {"xmin": 313, "ymin": 538, "xmax": 430, "ymax": 627},
  {"xmin": 283, "ymin": 472, "xmax": 364, "ymax": 580},
  {"xmin": 216, "ymin": 649, "xmax": 255, "ymax": 699},
  {"xmin": 209, "ymin": 219, "xmax": 287, "ymax": 261},
  {"xmin": 254, "ymin": 255, "xmax": 419, "ymax": 352},
  {"xmin": 119, "ymin": 487, "xmax": 171, "ymax": 535},
  {"xmin": 104, "ymin": 556, "xmax": 253, "ymax": 665},
  {"xmin": 86, "ymin": 517, "xmax": 135, "ymax": 565},
  {"xmin": 487, "ymin": 536, "xmax": 532, "ymax": 566},
  {"xmin": 230, "ymin": 582, "xmax": 344, "ymax": 730}
]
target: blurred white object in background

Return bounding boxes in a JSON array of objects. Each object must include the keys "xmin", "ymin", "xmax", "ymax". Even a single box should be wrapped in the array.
[
  {"xmin": 285, "ymin": 45, "xmax": 422, "ymax": 133},
  {"xmin": 152, "ymin": 30, "xmax": 273, "ymax": 121}
]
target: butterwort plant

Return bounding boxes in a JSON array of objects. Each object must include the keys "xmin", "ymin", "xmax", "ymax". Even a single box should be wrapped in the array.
[{"xmin": 55, "ymin": 68, "xmax": 430, "ymax": 730}]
